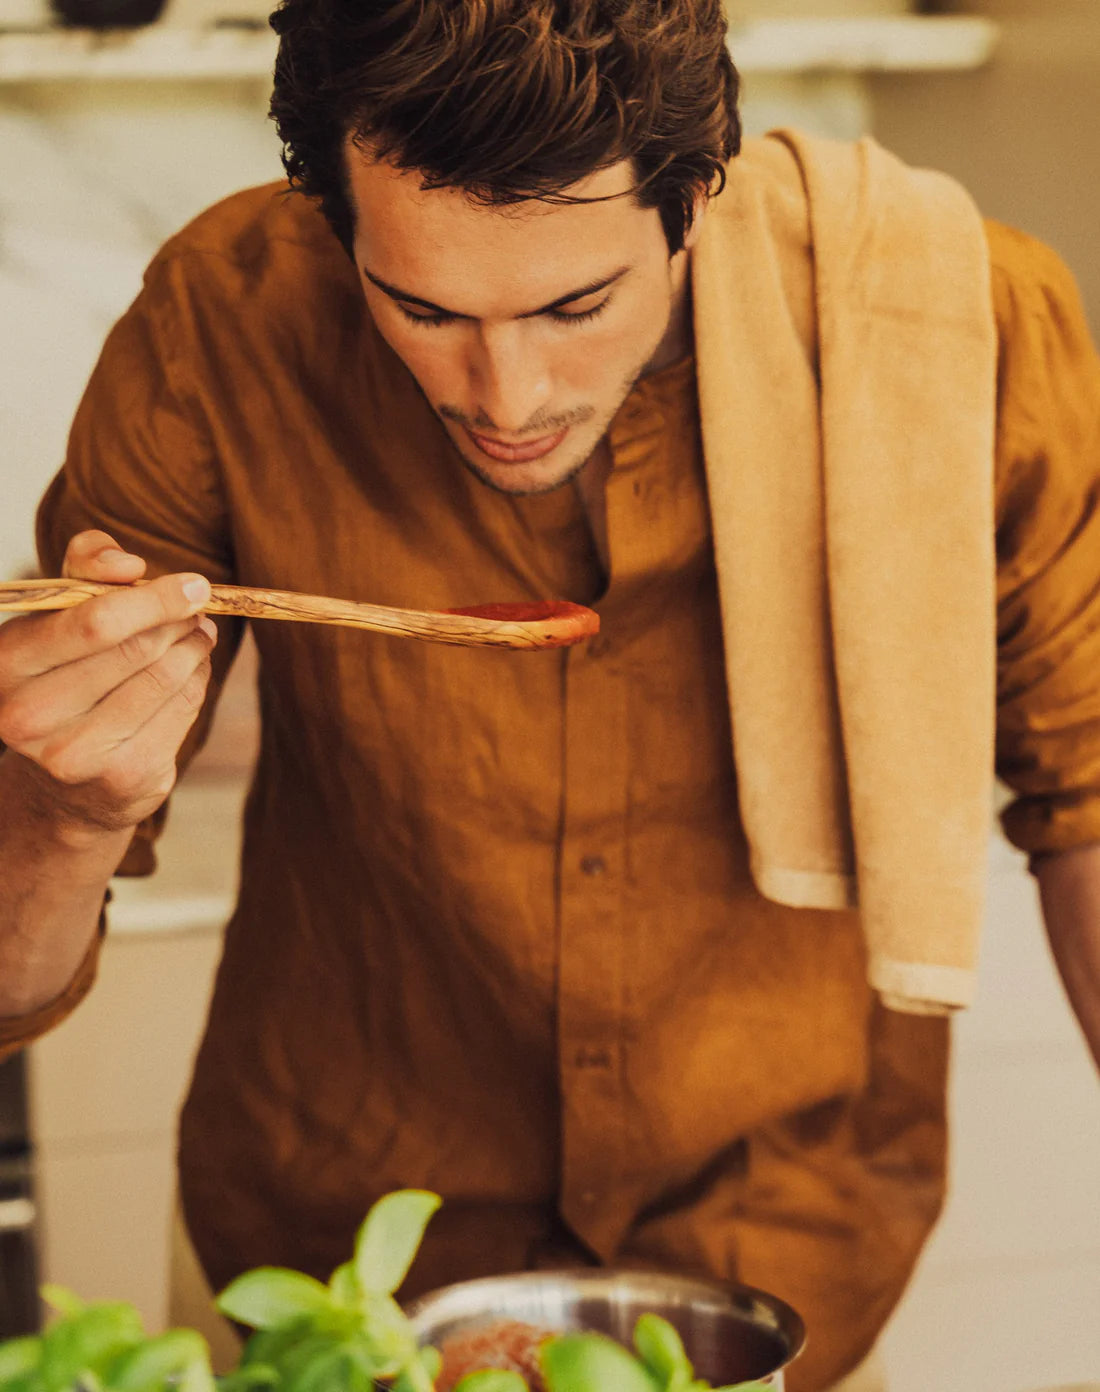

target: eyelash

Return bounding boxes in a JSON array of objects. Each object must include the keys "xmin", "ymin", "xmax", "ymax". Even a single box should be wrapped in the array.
[{"xmin": 397, "ymin": 299, "xmax": 611, "ymax": 329}]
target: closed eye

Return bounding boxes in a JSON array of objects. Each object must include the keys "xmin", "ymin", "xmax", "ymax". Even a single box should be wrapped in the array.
[
  {"xmin": 396, "ymin": 305, "xmax": 456, "ymax": 327},
  {"xmin": 547, "ymin": 298, "xmax": 610, "ymax": 324},
  {"xmin": 396, "ymin": 297, "xmax": 611, "ymax": 328}
]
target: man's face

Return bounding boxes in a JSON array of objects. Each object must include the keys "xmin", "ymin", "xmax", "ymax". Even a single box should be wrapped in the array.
[{"xmin": 346, "ymin": 147, "xmax": 687, "ymax": 495}]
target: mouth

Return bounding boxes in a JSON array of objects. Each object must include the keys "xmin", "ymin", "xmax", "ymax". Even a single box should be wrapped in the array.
[{"xmin": 464, "ymin": 426, "xmax": 569, "ymax": 464}]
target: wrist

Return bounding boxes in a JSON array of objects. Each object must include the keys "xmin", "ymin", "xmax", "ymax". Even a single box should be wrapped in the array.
[{"xmin": 0, "ymin": 751, "xmax": 135, "ymax": 859}]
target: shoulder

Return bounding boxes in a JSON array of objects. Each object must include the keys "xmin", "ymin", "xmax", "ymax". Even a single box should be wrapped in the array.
[
  {"xmin": 154, "ymin": 180, "xmax": 344, "ymax": 269},
  {"xmin": 985, "ymin": 220, "xmax": 1100, "ymax": 538},
  {"xmin": 140, "ymin": 182, "xmax": 360, "ymax": 324},
  {"xmin": 985, "ymin": 218, "xmax": 1092, "ymax": 342},
  {"xmin": 712, "ymin": 136, "xmax": 812, "ymax": 254},
  {"xmin": 984, "ymin": 219, "xmax": 1099, "ymax": 452}
]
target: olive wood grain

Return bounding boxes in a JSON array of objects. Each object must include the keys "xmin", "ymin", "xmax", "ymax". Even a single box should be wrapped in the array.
[{"xmin": 0, "ymin": 579, "xmax": 599, "ymax": 651}]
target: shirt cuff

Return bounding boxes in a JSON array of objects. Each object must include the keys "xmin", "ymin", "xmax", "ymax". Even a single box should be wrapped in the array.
[
  {"xmin": 0, "ymin": 905, "xmax": 107, "ymax": 1062},
  {"xmin": 1000, "ymin": 789, "xmax": 1100, "ymax": 866}
]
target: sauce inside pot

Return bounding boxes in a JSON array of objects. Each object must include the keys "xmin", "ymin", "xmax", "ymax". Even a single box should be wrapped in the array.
[{"xmin": 437, "ymin": 1320, "xmax": 554, "ymax": 1392}]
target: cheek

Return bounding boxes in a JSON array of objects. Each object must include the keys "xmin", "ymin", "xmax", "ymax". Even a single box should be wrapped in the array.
[
  {"xmin": 551, "ymin": 342, "xmax": 615, "ymax": 399},
  {"xmin": 554, "ymin": 321, "xmax": 654, "ymax": 402},
  {"xmin": 376, "ymin": 322, "xmax": 463, "ymax": 398},
  {"xmin": 549, "ymin": 316, "xmax": 647, "ymax": 384}
]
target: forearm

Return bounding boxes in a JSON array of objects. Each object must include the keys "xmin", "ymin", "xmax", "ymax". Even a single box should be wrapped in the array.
[
  {"xmin": 0, "ymin": 749, "xmax": 131, "ymax": 1018},
  {"xmin": 1035, "ymin": 841, "xmax": 1100, "ymax": 1073}
]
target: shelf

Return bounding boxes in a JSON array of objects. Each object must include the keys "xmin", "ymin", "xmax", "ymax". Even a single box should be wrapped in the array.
[
  {"xmin": 729, "ymin": 16, "xmax": 1000, "ymax": 73},
  {"xmin": 0, "ymin": 15, "xmax": 999, "ymax": 83},
  {"xmin": 0, "ymin": 23, "xmax": 276, "ymax": 81}
]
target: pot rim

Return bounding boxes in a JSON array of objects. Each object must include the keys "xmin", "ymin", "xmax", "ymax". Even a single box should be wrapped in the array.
[{"xmin": 404, "ymin": 1266, "xmax": 807, "ymax": 1378}]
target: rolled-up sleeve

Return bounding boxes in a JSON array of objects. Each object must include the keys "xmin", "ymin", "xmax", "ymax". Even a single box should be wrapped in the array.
[
  {"xmin": 990, "ymin": 221, "xmax": 1100, "ymax": 856},
  {"xmin": 0, "ymin": 908, "xmax": 105, "ymax": 1063},
  {"xmin": 0, "ymin": 258, "xmax": 240, "ymax": 1057},
  {"xmin": 34, "ymin": 255, "xmax": 242, "ymax": 879}
]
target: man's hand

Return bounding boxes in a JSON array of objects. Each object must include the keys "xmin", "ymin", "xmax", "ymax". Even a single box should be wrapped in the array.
[
  {"xmin": 1036, "ymin": 842, "xmax": 1100, "ymax": 1074},
  {"xmin": 0, "ymin": 530, "xmax": 217, "ymax": 838}
]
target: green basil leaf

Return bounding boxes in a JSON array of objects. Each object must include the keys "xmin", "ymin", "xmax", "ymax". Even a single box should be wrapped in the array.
[
  {"xmin": 339, "ymin": 1290, "xmax": 423, "ymax": 1385},
  {"xmin": 0, "ymin": 1336, "xmax": 42, "ymax": 1384},
  {"xmin": 344, "ymin": 1364, "xmax": 375, "ymax": 1392},
  {"xmin": 352, "ymin": 1191, "xmax": 441, "ymax": 1295},
  {"xmin": 270, "ymin": 1331, "xmax": 386, "ymax": 1392},
  {"xmin": 213, "ymin": 1363, "xmax": 279, "ymax": 1392},
  {"xmin": 0, "ymin": 1372, "xmax": 39, "ymax": 1392},
  {"xmin": 175, "ymin": 1360, "xmax": 218, "ymax": 1392},
  {"xmin": 338, "ymin": 1342, "xmax": 399, "ymax": 1392},
  {"xmin": 329, "ymin": 1348, "xmax": 376, "ymax": 1392},
  {"xmin": 237, "ymin": 1319, "xmax": 317, "ymax": 1371},
  {"xmin": 216, "ymin": 1269, "xmax": 333, "ymax": 1330},
  {"xmin": 328, "ymin": 1263, "xmax": 360, "ymax": 1309},
  {"xmin": 389, "ymin": 1341, "xmax": 443, "ymax": 1392},
  {"xmin": 275, "ymin": 1338, "xmax": 350, "ymax": 1392},
  {"xmin": 105, "ymin": 1329, "xmax": 211, "ymax": 1392},
  {"xmin": 359, "ymin": 1292, "xmax": 414, "ymax": 1352},
  {"xmin": 632, "ymin": 1316, "xmax": 693, "ymax": 1388},
  {"xmin": 338, "ymin": 1336, "xmax": 395, "ymax": 1382},
  {"xmin": 540, "ymin": 1334, "xmax": 662, "ymax": 1392},
  {"xmin": 39, "ymin": 1303, "xmax": 145, "ymax": 1392},
  {"xmin": 39, "ymin": 1288, "xmax": 84, "ymax": 1320},
  {"xmin": 453, "ymin": 1370, "xmax": 529, "ymax": 1392}
]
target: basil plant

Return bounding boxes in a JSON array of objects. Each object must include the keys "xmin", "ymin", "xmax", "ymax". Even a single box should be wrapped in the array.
[{"xmin": 0, "ymin": 1191, "xmax": 771, "ymax": 1392}]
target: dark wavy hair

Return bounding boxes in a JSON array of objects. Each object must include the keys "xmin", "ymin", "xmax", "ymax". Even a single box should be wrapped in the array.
[{"xmin": 268, "ymin": 0, "xmax": 742, "ymax": 257}]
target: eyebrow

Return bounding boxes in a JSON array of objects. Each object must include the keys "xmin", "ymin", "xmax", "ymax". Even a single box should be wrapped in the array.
[{"xmin": 361, "ymin": 265, "xmax": 631, "ymax": 319}]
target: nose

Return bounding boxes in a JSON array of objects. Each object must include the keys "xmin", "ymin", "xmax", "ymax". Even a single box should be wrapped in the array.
[{"xmin": 468, "ymin": 322, "xmax": 553, "ymax": 435}]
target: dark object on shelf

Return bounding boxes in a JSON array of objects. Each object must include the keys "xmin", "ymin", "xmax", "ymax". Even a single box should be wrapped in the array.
[
  {"xmin": 49, "ymin": 0, "xmax": 168, "ymax": 27},
  {"xmin": 0, "ymin": 1052, "xmax": 38, "ymax": 1339}
]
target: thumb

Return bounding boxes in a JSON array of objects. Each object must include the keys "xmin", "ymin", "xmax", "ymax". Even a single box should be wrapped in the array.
[{"xmin": 61, "ymin": 530, "xmax": 148, "ymax": 584}]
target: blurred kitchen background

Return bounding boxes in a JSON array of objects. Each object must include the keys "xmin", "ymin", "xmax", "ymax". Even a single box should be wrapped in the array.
[{"xmin": 0, "ymin": 1, "xmax": 1099, "ymax": 1388}]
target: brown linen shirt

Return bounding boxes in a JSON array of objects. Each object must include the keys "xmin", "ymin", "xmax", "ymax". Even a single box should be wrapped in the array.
[{"xmin": 3, "ymin": 185, "xmax": 1100, "ymax": 1390}]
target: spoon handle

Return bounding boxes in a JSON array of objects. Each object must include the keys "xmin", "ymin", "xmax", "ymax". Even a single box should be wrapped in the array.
[{"xmin": 0, "ymin": 579, "xmax": 599, "ymax": 651}]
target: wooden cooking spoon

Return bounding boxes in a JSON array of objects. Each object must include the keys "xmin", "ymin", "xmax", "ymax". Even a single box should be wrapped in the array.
[{"xmin": 0, "ymin": 578, "xmax": 599, "ymax": 651}]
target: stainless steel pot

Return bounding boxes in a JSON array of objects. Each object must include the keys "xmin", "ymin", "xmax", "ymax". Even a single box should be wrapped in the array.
[{"xmin": 405, "ymin": 1269, "xmax": 806, "ymax": 1390}]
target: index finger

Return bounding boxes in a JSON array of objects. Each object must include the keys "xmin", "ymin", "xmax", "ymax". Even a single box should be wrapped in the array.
[{"xmin": 12, "ymin": 571, "xmax": 212, "ymax": 680}]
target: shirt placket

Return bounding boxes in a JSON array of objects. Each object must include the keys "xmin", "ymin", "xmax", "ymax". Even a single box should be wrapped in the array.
[
  {"xmin": 558, "ymin": 631, "xmax": 629, "ymax": 1257},
  {"xmin": 557, "ymin": 395, "xmax": 663, "ymax": 1259}
]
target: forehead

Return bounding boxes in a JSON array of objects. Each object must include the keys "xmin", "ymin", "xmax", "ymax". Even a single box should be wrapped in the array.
[{"xmin": 344, "ymin": 143, "xmax": 660, "ymax": 313}]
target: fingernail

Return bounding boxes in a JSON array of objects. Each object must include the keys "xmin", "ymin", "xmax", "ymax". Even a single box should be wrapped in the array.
[
  {"xmin": 182, "ymin": 576, "xmax": 211, "ymax": 606},
  {"xmin": 103, "ymin": 547, "xmax": 141, "ymax": 562},
  {"xmin": 198, "ymin": 617, "xmax": 218, "ymax": 642}
]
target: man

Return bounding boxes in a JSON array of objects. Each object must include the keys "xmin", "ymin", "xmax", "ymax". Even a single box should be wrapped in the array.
[{"xmin": 1, "ymin": 2, "xmax": 1098, "ymax": 1389}]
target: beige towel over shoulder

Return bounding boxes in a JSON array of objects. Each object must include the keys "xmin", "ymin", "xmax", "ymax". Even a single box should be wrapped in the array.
[{"xmin": 691, "ymin": 131, "xmax": 999, "ymax": 1015}]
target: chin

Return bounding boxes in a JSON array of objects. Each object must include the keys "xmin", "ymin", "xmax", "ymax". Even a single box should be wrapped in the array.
[{"xmin": 453, "ymin": 434, "xmax": 597, "ymax": 497}]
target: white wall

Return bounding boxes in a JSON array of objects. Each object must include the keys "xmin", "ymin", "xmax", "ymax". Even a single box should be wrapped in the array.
[
  {"xmin": 0, "ymin": 78, "xmax": 280, "ymax": 577},
  {"xmin": 869, "ymin": 0, "xmax": 1100, "ymax": 336}
]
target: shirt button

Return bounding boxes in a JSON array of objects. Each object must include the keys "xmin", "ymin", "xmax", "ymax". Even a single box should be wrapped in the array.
[
  {"xmin": 580, "ymin": 855, "xmax": 607, "ymax": 877},
  {"xmin": 580, "ymin": 1191, "xmax": 598, "ymax": 1206}
]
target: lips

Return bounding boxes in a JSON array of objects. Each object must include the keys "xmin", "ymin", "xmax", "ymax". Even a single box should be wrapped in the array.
[{"xmin": 464, "ymin": 426, "xmax": 569, "ymax": 463}]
